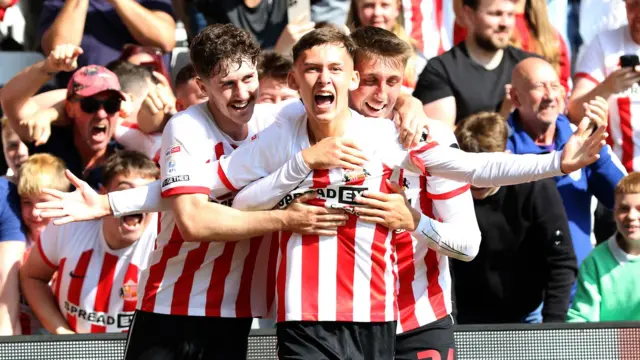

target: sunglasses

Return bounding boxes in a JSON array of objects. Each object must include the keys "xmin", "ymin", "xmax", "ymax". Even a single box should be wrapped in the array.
[{"xmin": 78, "ymin": 96, "xmax": 122, "ymax": 115}]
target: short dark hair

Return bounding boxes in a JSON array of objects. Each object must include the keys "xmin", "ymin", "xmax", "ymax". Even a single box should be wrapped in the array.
[
  {"xmin": 106, "ymin": 60, "xmax": 155, "ymax": 97},
  {"xmin": 189, "ymin": 24, "xmax": 261, "ymax": 79},
  {"xmin": 175, "ymin": 63, "xmax": 198, "ymax": 89},
  {"xmin": 292, "ymin": 28, "xmax": 356, "ymax": 64},
  {"xmin": 455, "ymin": 112, "xmax": 509, "ymax": 153},
  {"xmin": 258, "ymin": 51, "xmax": 293, "ymax": 82},
  {"xmin": 102, "ymin": 150, "xmax": 159, "ymax": 188},
  {"xmin": 350, "ymin": 26, "xmax": 413, "ymax": 68}
]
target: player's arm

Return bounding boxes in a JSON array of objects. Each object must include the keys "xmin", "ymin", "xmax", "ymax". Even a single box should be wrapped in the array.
[
  {"xmin": 19, "ymin": 227, "xmax": 74, "ymax": 334},
  {"xmin": 566, "ymin": 259, "xmax": 601, "ymax": 323},
  {"xmin": 405, "ymin": 118, "xmax": 607, "ymax": 187}
]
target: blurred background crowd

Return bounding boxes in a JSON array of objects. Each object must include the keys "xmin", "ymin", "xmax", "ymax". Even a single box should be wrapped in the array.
[{"xmin": 0, "ymin": 0, "xmax": 638, "ymax": 337}]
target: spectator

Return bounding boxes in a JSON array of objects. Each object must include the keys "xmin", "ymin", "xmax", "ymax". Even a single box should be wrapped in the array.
[
  {"xmin": 0, "ymin": 177, "xmax": 27, "ymax": 335},
  {"xmin": 1, "ymin": 117, "xmax": 28, "ymax": 182},
  {"xmin": 569, "ymin": 0, "xmax": 640, "ymax": 174},
  {"xmin": 256, "ymin": 51, "xmax": 298, "ymax": 104},
  {"xmin": 452, "ymin": 0, "xmax": 571, "ymax": 93},
  {"xmin": 507, "ymin": 57, "xmax": 626, "ymax": 267},
  {"xmin": 1, "ymin": 45, "xmax": 127, "ymax": 190},
  {"xmin": 19, "ymin": 150, "xmax": 158, "ymax": 334},
  {"xmin": 567, "ymin": 172, "xmax": 640, "ymax": 322},
  {"xmin": 452, "ymin": 111, "xmax": 577, "ymax": 324},
  {"xmin": 38, "ymin": 0, "xmax": 176, "ymax": 89},
  {"xmin": 346, "ymin": 0, "xmax": 427, "ymax": 91},
  {"xmin": 414, "ymin": 0, "xmax": 537, "ymax": 128},
  {"xmin": 119, "ymin": 44, "xmax": 172, "ymax": 88},
  {"xmin": 16, "ymin": 154, "xmax": 70, "ymax": 244},
  {"xmin": 402, "ymin": 0, "xmax": 456, "ymax": 60},
  {"xmin": 174, "ymin": 63, "xmax": 207, "ymax": 112}
]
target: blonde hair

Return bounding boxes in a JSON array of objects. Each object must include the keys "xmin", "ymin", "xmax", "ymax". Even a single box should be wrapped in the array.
[
  {"xmin": 346, "ymin": 0, "xmax": 419, "ymax": 86},
  {"xmin": 616, "ymin": 173, "xmax": 640, "ymax": 195},
  {"xmin": 455, "ymin": 112, "xmax": 509, "ymax": 153},
  {"xmin": 511, "ymin": 0, "xmax": 561, "ymax": 73},
  {"xmin": 17, "ymin": 154, "xmax": 70, "ymax": 197}
]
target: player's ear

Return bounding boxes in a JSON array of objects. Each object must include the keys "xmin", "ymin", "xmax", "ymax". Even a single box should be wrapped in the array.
[
  {"xmin": 196, "ymin": 77, "xmax": 207, "ymax": 95},
  {"xmin": 349, "ymin": 70, "xmax": 360, "ymax": 91},
  {"xmin": 288, "ymin": 72, "xmax": 300, "ymax": 91}
]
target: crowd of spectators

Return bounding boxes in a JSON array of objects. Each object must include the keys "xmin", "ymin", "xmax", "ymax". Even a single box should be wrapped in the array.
[{"xmin": 0, "ymin": 0, "xmax": 638, "ymax": 339}]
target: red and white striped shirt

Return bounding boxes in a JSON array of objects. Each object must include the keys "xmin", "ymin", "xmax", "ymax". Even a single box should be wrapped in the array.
[
  {"xmin": 37, "ymin": 218, "xmax": 156, "ymax": 333},
  {"xmin": 115, "ymin": 121, "xmax": 162, "ymax": 163},
  {"xmin": 402, "ymin": 0, "xmax": 455, "ymax": 59},
  {"xmin": 139, "ymin": 102, "xmax": 280, "ymax": 318},
  {"xmin": 575, "ymin": 25, "xmax": 640, "ymax": 172}
]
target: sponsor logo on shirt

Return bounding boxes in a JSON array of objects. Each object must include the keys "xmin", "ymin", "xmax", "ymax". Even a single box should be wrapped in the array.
[
  {"xmin": 162, "ymin": 175, "xmax": 190, "ymax": 187},
  {"xmin": 278, "ymin": 185, "xmax": 368, "ymax": 208},
  {"xmin": 64, "ymin": 301, "xmax": 133, "ymax": 329},
  {"xmin": 120, "ymin": 280, "xmax": 138, "ymax": 302},
  {"xmin": 166, "ymin": 157, "xmax": 177, "ymax": 174},
  {"xmin": 343, "ymin": 169, "xmax": 371, "ymax": 183},
  {"xmin": 165, "ymin": 145, "xmax": 181, "ymax": 157}
]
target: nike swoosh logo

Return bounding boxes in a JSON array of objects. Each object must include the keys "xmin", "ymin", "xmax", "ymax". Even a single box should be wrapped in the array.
[{"xmin": 69, "ymin": 271, "xmax": 85, "ymax": 279}]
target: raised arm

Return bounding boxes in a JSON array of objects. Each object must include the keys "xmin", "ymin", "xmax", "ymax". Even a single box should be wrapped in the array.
[
  {"xmin": 41, "ymin": 1, "xmax": 88, "ymax": 54},
  {"xmin": 109, "ymin": 0, "xmax": 176, "ymax": 52}
]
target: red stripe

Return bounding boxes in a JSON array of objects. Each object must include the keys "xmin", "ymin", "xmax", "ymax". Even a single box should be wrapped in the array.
[
  {"xmin": 409, "ymin": 0, "xmax": 425, "ymax": 52},
  {"xmin": 161, "ymin": 186, "xmax": 210, "ymax": 197},
  {"xmin": 122, "ymin": 263, "xmax": 139, "ymax": 312},
  {"xmin": 575, "ymin": 72, "xmax": 601, "ymax": 85},
  {"xmin": 37, "ymin": 238, "xmax": 57, "ymax": 269},
  {"xmin": 215, "ymin": 142, "xmax": 225, "ymax": 160},
  {"xmin": 409, "ymin": 142, "xmax": 440, "ymax": 175},
  {"xmin": 91, "ymin": 253, "xmax": 118, "ymax": 333},
  {"xmin": 618, "ymin": 97, "xmax": 634, "ymax": 172},
  {"xmin": 435, "ymin": 0, "xmax": 444, "ymax": 55},
  {"xmin": 428, "ymin": 184, "xmax": 471, "ymax": 200},
  {"xmin": 266, "ymin": 232, "xmax": 279, "ymax": 314},
  {"xmin": 170, "ymin": 242, "xmax": 209, "ymax": 315},
  {"xmin": 205, "ymin": 242, "xmax": 237, "ymax": 317},
  {"xmin": 369, "ymin": 168, "xmax": 393, "ymax": 322},
  {"xmin": 276, "ymin": 231, "xmax": 292, "ymax": 322},
  {"xmin": 66, "ymin": 250, "xmax": 93, "ymax": 332},
  {"xmin": 140, "ymin": 241, "xmax": 183, "ymax": 312},
  {"xmin": 120, "ymin": 121, "xmax": 140, "ymax": 130},
  {"xmin": 217, "ymin": 163, "xmax": 239, "ymax": 192},
  {"xmin": 420, "ymin": 177, "xmax": 447, "ymax": 319},
  {"xmin": 235, "ymin": 237, "xmax": 262, "ymax": 317},
  {"xmin": 54, "ymin": 258, "xmax": 66, "ymax": 308},
  {"xmin": 395, "ymin": 230, "xmax": 420, "ymax": 331}
]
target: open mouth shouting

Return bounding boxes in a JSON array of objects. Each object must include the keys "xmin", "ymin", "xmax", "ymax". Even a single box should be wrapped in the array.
[
  {"xmin": 90, "ymin": 121, "xmax": 109, "ymax": 144},
  {"xmin": 314, "ymin": 90, "xmax": 335, "ymax": 110},
  {"xmin": 120, "ymin": 214, "xmax": 145, "ymax": 232}
]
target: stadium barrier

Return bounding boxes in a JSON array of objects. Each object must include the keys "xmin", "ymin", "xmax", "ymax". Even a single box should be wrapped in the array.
[{"xmin": 0, "ymin": 322, "xmax": 639, "ymax": 360}]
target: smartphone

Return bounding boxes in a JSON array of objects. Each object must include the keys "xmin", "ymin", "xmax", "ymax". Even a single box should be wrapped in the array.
[
  {"xmin": 287, "ymin": 0, "xmax": 311, "ymax": 24},
  {"xmin": 620, "ymin": 54, "xmax": 640, "ymax": 68}
]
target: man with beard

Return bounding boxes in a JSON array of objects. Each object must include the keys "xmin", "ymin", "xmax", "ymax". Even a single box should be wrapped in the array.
[{"xmin": 413, "ymin": 0, "xmax": 537, "ymax": 128}]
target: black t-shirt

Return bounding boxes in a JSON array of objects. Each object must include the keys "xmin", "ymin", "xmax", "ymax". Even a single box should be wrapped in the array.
[
  {"xmin": 197, "ymin": 0, "xmax": 287, "ymax": 49},
  {"xmin": 413, "ymin": 43, "xmax": 536, "ymax": 125},
  {"xmin": 450, "ymin": 179, "xmax": 577, "ymax": 324},
  {"xmin": 27, "ymin": 125, "xmax": 121, "ymax": 190}
]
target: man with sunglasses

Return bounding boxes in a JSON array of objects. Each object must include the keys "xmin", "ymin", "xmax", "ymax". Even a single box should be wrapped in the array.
[{"xmin": 1, "ymin": 44, "xmax": 126, "ymax": 190}]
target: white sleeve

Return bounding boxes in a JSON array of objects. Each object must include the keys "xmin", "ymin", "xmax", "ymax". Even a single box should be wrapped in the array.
[
  {"xmin": 108, "ymin": 180, "xmax": 170, "ymax": 217},
  {"xmin": 37, "ymin": 223, "xmax": 62, "ymax": 268},
  {"xmin": 411, "ymin": 189, "xmax": 481, "ymax": 262},
  {"xmin": 210, "ymin": 119, "xmax": 296, "ymax": 199},
  {"xmin": 115, "ymin": 123, "xmax": 162, "ymax": 160},
  {"xmin": 231, "ymin": 151, "xmax": 311, "ymax": 210},
  {"xmin": 160, "ymin": 113, "xmax": 213, "ymax": 197},
  {"xmin": 575, "ymin": 34, "xmax": 606, "ymax": 84},
  {"xmin": 404, "ymin": 143, "xmax": 564, "ymax": 187}
]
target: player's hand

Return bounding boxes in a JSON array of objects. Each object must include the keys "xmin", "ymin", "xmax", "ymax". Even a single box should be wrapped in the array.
[
  {"xmin": 283, "ymin": 192, "xmax": 348, "ymax": 236},
  {"xmin": 43, "ymin": 44, "xmax": 83, "ymax": 74},
  {"xmin": 560, "ymin": 117, "xmax": 607, "ymax": 174},
  {"xmin": 34, "ymin": 170, "xmax": 112, "ymax": 225},
  {"xmin": 301, "ymin": 137, "xmax": 368, "ymax": 171},
  {"xmin": 602, "ymin": 66, "xmax": 640, "ymax": 95},
  {"xmin": 137, "ymin": 72, "xmax": 176, "ymax": 133},
  {"xmin": 274, "ymin": 16, "xmax": 316, "ymax": 55},
  {"xmin": 353, "ymin": 180, "xmax": 421, "ymax": 231},
  {"xmin": 394, "ymin": 95, "xmax": 429, "ymax": 149},
  {"xmin": 582, "ymin": 96, "xmax": 608, "ymax": 129}
]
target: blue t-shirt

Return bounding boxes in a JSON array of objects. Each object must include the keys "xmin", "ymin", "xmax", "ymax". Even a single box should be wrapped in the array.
[
  {"xmin": 38, "ymin": 0, "xmax": 175, "ymax": 88},
  {"xmin": 0, "ymin": 178, "xmax": 26, "ymax": 243}
]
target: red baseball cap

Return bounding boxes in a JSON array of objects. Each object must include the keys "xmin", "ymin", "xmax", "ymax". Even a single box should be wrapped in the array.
[{"xmin": 66, "ymin": 65, "xmax": 126, "ymax": 100}]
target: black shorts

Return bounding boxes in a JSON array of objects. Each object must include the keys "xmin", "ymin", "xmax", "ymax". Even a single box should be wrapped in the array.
[
  {"xmin": 123, "ymin": 310, "xmax": 253, "ymax": 360},
  {"xmin": 276, "ymin": 321, "xmax": 396, "ymax": 360},
  {"xmin": 395, "ymin": 315, "xmax": 456, "ymax": 360}
]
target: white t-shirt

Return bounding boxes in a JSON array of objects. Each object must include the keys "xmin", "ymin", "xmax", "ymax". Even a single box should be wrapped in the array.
[{"xmin": 37, "ymin": 217, "xmax": 156, "ymax": 333}]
